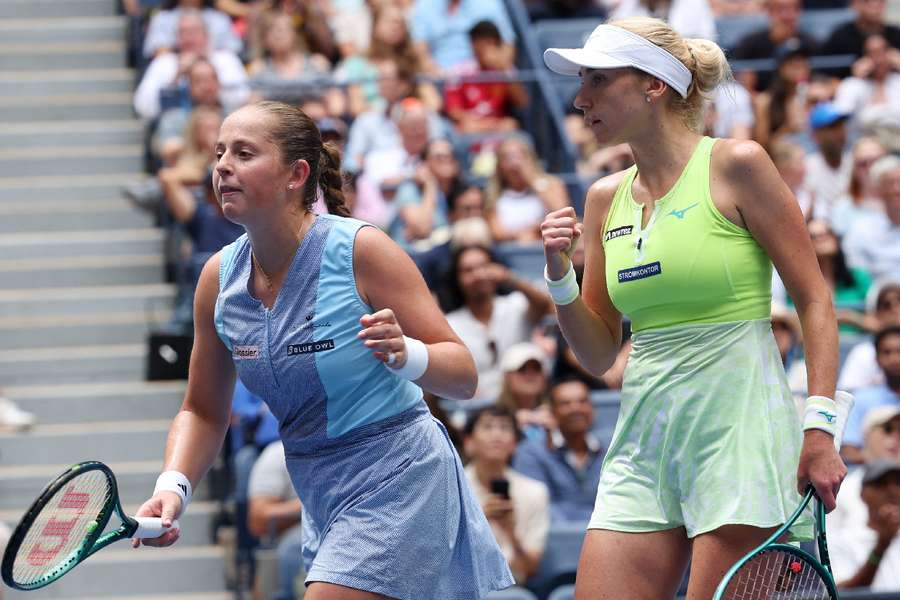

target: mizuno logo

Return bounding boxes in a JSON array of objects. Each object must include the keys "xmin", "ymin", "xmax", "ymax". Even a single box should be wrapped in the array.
[
  {"xmin": 667, "ymin": 202, "xmax": 699, "ymax": 219},
  {"xmin": 817, "ymin": 410, "xmax": 837, "ymax": 424}
]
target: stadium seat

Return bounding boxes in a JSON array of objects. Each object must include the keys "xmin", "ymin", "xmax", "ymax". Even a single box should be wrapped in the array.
[
  {"xmin": 494, "ymin": 241, "xmax": 546, "ymax": 285},
  {"xmin": 798, "ymin": 8, "xmax": 855, "ymax": 44},
  {"xmin": 715, "ymin": 13, "xmax": 768, "ymax": 53},
  {"xmin": 547, "ymin": 584, "xmax": 576, "ymax": 600},
  {"xmin": 527, "ymin": 522, "xmax": 585, "ymax": 598},
  {"xmin": 839, "ymin": 591, "xmax": 900, "ymax": 599},
  {"xmin": 487, "ymin": 586, "xmax": 540, "ymax": 600}
]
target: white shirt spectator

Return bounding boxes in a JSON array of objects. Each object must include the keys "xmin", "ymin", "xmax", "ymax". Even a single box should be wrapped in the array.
[
  {"xmin": 446, "ymin": 291, "xmax": 533, "ymax": 402},
  {"xmin": 826, "ymin": 467, "xmax": 867, "ymax": 538},
  {"xmin": 607, "ymin": 0, "xmax": 717, "ymax": 41},
  {"xmin": 843, "ymin": 211, "xmax": 900, "ymax": 281},
  {"xmin": 833, "ymin": 74, "xmax": 900, "ymax": 133},
  {"xmin": 713, "ymin": 81, "xmax": 754, "ymax": 139},
  {"xmin": 839, "ymin": 341, "xmax": 884, "ymax": 392},
  {"xmin": 804, "ymin": 152, "xmax": 852, "ymax": 222},
  {"xmin": 248, "ymin": 441, "xmax": 297, "ymax": 502},
  {"xmin": 133, "ymin": 51, "xmax": 249, "ymax": 120},
  {"xmin": 830, "ymin": 517, "xmax": 900, "ymax": 591},
  {"xmin": 143, "ymin": 7, "xmax": 242, "ymax": 58}
]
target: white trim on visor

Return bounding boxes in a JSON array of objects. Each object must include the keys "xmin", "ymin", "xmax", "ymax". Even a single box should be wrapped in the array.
[{"xmin": 543, "ymin": 24, "xmax": 692, "ymax": 98}]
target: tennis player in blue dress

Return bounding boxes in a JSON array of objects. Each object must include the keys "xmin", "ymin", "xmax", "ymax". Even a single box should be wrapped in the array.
[{"xmin": 133, "ymin": 101, "xmax": 514, "ymax": 599}]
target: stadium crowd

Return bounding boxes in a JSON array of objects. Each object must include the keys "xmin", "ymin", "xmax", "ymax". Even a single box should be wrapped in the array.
[{"xmin": 0, "ymin": 0, "xmax": 885, "ymax": 597}]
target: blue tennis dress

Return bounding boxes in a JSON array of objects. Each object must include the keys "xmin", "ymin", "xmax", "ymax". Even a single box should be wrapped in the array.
[{"xmin": 215, "ymin": 214, "xmax": 513, "ymax": 599}]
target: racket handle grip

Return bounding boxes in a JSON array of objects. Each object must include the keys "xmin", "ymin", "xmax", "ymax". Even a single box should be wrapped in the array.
[
  {"xmin": 132, "ymin": 516, "xmax": 180, "ymax": 539},
  {"xmin": 833, "ymin": 390, "xmax": 855, "ymax": 452}
]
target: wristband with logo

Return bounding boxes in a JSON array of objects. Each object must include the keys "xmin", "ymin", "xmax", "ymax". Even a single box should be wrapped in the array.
[
  {"xmin": 544, "ymin": 264, "xmax": 579, "ymax": 306},
  {"xmin": 153, "ymin": 470, "xmax": 192, "ymax": 515},
  {"xmin": 803, "ymin": 395, "xmax": 839, "ymax": 438}
]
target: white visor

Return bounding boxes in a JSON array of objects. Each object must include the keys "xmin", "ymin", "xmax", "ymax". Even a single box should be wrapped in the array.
[{"xmin": 544, "ymin": 24, "xmax": 692, "ymax": 98}]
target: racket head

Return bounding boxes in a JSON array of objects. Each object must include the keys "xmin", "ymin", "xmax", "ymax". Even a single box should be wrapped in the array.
[
  {"xmin": 715, "ymin": 543, "xmax": 838, "ymax": 600},
  {"xmin": 1, "ymin": 461, "xmax": 118, "ymax": 590}
]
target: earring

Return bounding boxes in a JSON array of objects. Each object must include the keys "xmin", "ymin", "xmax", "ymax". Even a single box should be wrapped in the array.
[
  {"xmin": 645, "ymin": 95, "xmax": 651, "ymax": 104},
  {"xmin": 288, "ymin": 184, "xmax": 294, "ymax": 190}
]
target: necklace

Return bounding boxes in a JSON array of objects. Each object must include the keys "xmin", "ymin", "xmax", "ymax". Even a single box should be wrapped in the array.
[{"xmin": 252, "ymin": 252, "xmax": 274, "ymax": 292}]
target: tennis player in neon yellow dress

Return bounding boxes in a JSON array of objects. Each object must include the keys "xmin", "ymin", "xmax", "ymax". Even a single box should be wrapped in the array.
[{"xmin": 541, "ymin": 18, "xmax": 847, "ymax": 599}]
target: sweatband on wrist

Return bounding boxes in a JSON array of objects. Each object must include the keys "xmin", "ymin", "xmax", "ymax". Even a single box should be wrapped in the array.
[
  {"xmin": 390, "ymin": 335, "xmax": 428, "ymax": 381},
  {"xmin": 544, "ymin": 264, "xmax": 579, "ymax": 306},
  {"xmin": 154, "ymin": 471, "xmax": 192, "ymax": 515},
  {"xmin": 803, "ymin": 395, "xmax": 839, "ymax": 438}
]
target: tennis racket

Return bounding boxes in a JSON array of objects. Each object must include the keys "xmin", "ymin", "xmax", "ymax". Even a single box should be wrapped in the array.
[
  {"xmin": 712, "ymin": 391, "xmax": 854, "ymax": 600},
  {"xmin": 1, "ymin": 461, "xmax": 178, "ymax": 591}
]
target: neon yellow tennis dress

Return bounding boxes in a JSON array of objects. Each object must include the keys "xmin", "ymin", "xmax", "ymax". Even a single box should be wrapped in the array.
[{"xmin": 589, "ymin": 136, "xmax": 812, "ymax": 540}]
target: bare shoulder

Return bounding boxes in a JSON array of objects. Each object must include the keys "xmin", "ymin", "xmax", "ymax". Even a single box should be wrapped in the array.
[
  {"xmin": 353, "ymin": 223, "xmax": 397, "ymax": 260},
  {"xmin": 584, "ymin": 169, "xmax": 630, "ymax": 227},
  {"xmin": 352, "ymin": 224, "xmax": 420, "ymax": 304},
  {"xmin": 712, "ymin": 138, "xmax": 772, "ymax": 181}
]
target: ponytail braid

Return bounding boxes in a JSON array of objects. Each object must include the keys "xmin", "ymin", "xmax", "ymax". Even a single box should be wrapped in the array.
[{"xmin": 318, "ymin": 142, "xmax": 351, "ymax": 217}]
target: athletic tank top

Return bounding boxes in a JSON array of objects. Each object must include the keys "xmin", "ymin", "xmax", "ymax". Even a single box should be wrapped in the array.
[
  {"xmin": 602, "ymin": 137, "xmax": 772, "ymax": 333},
  {"xmin": 214, "ymin": 214, "xmax": 426, "ymax": 455}
]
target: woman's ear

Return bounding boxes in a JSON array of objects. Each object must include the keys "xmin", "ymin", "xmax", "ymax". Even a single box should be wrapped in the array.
[
  {"xmin": 288, "ymin": 159, "xmax": 311, "ymax": 192},
  {"xmin": 645, "ymin": 77, "xmax": 668, "ymax": 103}
]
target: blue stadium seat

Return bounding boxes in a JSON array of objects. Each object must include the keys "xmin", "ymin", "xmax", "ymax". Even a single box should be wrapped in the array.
[
  {"xmin": 487, "ymin": 587, "xmax": 540, "ymax": 600},
  {"xmin": 715, "ymin": 14, "xmax": 768, "ymax": 53},
  {"xmin": 839, "ymin": 591, "xmax": 900, "ymax": 599},
  {"xmin": 798, "ymin": 8, "xmax": 855, "ymax": 44},
  {"xmin": 527, "ymin": 522, "xmax": 585, "ymax": 597},
  {"xmin": 547, "ymin": 584, "xmax": 576, "ymax": 600},
  {"xmin": 532, "ymin": 19, "xmax": 597, "ymax": 106},
  {"xmin": 590, "ymin": 389, "xmax": 621, "ymax": 449},
  {"xmin": 494, "ymin": 241, "xmax": 546, "ymax": 285}
]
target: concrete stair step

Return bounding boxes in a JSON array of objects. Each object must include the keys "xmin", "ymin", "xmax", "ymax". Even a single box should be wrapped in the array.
[
  {"xmin": 0, "ymin": 501, "xmax": 217, "ymax": 549},
  {"xmin": 0, "ymin": 16, "xmax": 126, "ymax": 44},
  {"xmin": 0, "ymin": 344, "xmax": 146, "ymax": 385},
  {"xmin": 1, "ymin": 380, "xmax": 185, "ymax": 424},
  {"xmin": 3, "ymin": 546, "xmax": 227, "ymax": 598},
  {"xmin": 0, "ymin": 174, "xmax": 139, "ymax": 202},
  {"xmin": 0, "ymin": 69, "xmax": 134, "ymax": 97},
  {"xmin": 0, "ymin": 93, "xmax": 134, "ymax": 122},
  {"xmin": 0, "ymin": 255, "xmax": 164, "ymax": 289},
  {"xmin": 0, "ymin": 284, "xmax": 176, "ymax": 319},
  {"xmin": 0, "ymin": 144, "xmax": 143, "ymax": 178},
  {"xmin": 0, "ymin": 229, "xmax": 164, "ymax": 259},
  {"xmin": 0, "ymin": 310, "xmax": 171, "ymax": 349},
  {"xmin": 0, "ymin": 0, "xmax": 119, "ymax": 19},
  {"xmin": 0, "ymin": 200, "xmax": 152, "ymax": 233},
  {"xmin": 0, "ymin": 41, "xmax": 126, "ymax": 71},
  {"xmin": 7, "ymin": 591, "xmax": 233, "ymax": 600},
  {"xmin": 0, "ymin": 419, "xmax": 171, "ymax": 468},
  {"xmin": 0, "ymin": 120, "xmax": 142, "ymax": 148}
]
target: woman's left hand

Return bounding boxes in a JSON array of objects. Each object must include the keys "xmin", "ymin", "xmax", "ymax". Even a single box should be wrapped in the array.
[
  {"xmin": 797, "ymin": 430, "xmax": 847, "ymax": 512},
  {"xmin": 359, "ymin": 309, "xmax": 408, "ymax": 369}
]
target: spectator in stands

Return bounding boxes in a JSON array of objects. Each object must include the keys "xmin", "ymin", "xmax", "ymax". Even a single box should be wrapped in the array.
[
  {"xmin": 732, "ymin": 0, "xmax": 817, "ymax": 92},
  {"xmin": 709, "ymin": 81, "xmax": 754, "ymax": 139},
  {"xmin": 143, "ymin": 0, "xmax": 242, "ymax": 59},
  {"xmin": 336, "ymin": 4, "xmax": 440, "ymax": 117},
  {"xmin": 247, "ymin": 440, "xmax": 303, "ymax": 600},
  {"xmin": 155, "ymin": 58, "xmax": 227, "ymax": 167},
  {"xmin": 751, "ymin": 38, "xmax": 812, "ymax": 150},
  {"xmin": 388, "ymin": 138, "xmax": 460, "ymax": 251},
  {"xmin": 133, "ymin": 10, "xmax": 249, "ymax": 120},
  {"xmin": 843, "ymin": 326, "xmax": 900, "ymax": 463},
  {"xmin": 804, "ymin": 102, "xmax": 852, "ymax": 221},
  {"xmin": 710, "ymin": 0, "xmax": 764, "ymax": 14},
  {"xmin": 444, "ymin": 20, "xmax": 528, "ymax": 135},
  {"xmin": 831, "ymin": 136, "xmax": 888, "ymax": 235},
  {"xmin": 0, "ymin": 390, "xmax": 35, "ymax": 432},
  {"xmin": 829, "ymin": 458, "xmax": 900, "ymax": 591},
  {"xmin": 513, "ymin": 377, "xmax": 605, "ymax": 524},
  {"xmin": 771, "ymin": 139, "xmax": 814, "ymax": 216},
  {"xmin": 464, "ymin": 406, "xmax": 550, "ymax": 584},
  {"xmin": 605, "ymin": 0, "xmax": 717, "ymax": 41},
  {"xmin": 833, "ymin": 34, "xmax": 900, "ymax": 136},
  {"xmin": 844, "ymin": 154, "xmax": 900, "ymax": 281},
  {"xmin": 246, "ymin": 0, "xmax": 337, "ymax": 64},
  {"xmin": 444, "ymin": 245, "xmax": 554, "ymax": 402},
  {"xmin": 247, "ymin": 13, "xmax": 332, "ymax": 97},
  {"xmin": 353, "ymin": 98, "xmax": 433, "ymax": 229},
  {"xmin": 343, "ymin": 59, "xmax": 447, "ymax": 173},
  {"xmin": 497, "ymin": 342, "xmax": 554, "ymax": 442},
  {"xmin": 820, "ymin": 0, "xmax": 900, "ymax": 78},
  {"xmin": 829, "ymin": 406, "xmax": 900, "ymax": 534},
  {"xmin": 840, "ymin": 279, "xmax": 900, "ymax": 394},
  {"xmin": 485, "ymin": 136, "xmax": 570, "ymax": 243},
  {"xmin": 409, "ymin": 0, "xmax": 516, "ymax": 75},
  {"xmin": 524, "ymin": 0, "xmax": 607, "ymax": 20},
  {"xmin": 808, "ymin": 218, "xmax": 873, "ymax": 318}
]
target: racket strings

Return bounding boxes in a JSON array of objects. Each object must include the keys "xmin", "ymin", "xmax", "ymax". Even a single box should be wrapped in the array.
[
  {"xmin": 12, "ymin": 470, "xmax": 111, "ymax": 586},
  {"xmin": 725, "ymin": 550, "xmax": 830, "ymax": 599}
]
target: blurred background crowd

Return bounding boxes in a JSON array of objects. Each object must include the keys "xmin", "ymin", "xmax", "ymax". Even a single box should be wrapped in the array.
[{"xmin": 2, "ymin": 0, "xmax": 896, "ymax": 598}]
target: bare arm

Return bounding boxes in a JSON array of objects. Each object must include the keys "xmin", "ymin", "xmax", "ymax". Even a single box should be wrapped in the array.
[
  {"xmin": 716, "ymin": 139, "xmax": 846, "ymax": 510},
  {"xmin": 158, "ymin": 167, "xmax": 198, "ymax": 224},
  {"xmin": 248, "ymin": 497, "xmax": 303, "ymax": 539},
  {"xmin": 541, "ymin": 174, "xmax": 625, "ymax": 377},
  {"xmin": 354, "ymin": 226, "xmax": 477, "ymax": 400}
]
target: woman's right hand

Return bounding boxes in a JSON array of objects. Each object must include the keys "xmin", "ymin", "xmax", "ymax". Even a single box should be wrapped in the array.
[
  {"xmin": 541, "ymin": 207, "xmax": 583, "ymax": 280},
  {"xmin": 131, "ymin": 492, "xmax": 182, "ymax": 549}
]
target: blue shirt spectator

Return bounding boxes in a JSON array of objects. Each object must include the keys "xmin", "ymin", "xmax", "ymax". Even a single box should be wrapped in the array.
[
  {"xmin": 512, "ymin": 378, "xmax": 605, "ymax": 524},
  {"xmin": 843, "ymin": 326, "xmax": 900, "ymax": 449},
  {"xmin": 409, "ymin": 0, "xmax": 515, "ymax": 73}
]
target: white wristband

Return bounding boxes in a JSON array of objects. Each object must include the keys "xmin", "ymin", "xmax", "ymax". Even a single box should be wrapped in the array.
[
  {"xmin": 803, "ymin": 395, "xmax": 838, "ymax": 438},
  {"xmin": 389, "ymin": 335, "xmax": 428, "ymax": 381},
  {"xmin": 545, "ymin": 264, "xmax": 579, "ymax": 306},
  {"xmin": 154, "ymin": 471, "xmax": 192, "ymax": 515}
]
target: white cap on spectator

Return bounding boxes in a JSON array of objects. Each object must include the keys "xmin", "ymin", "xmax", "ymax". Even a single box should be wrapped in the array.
[
  {"xmin": 863, "ymin": 406, "xmax": 900, "ymax": 436},
  {"xmin": 543, "ymin": 24, "xmax": 692, "ymax": 98},
  {"xmin": 500, "ymin": 343, "xmax": 549, "ymax": 374}
]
